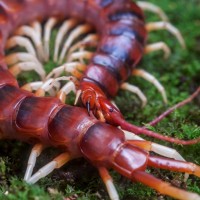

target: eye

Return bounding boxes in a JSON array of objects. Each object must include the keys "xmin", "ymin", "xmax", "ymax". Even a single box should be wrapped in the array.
[{"xmin": 109, "ymin": 108, "xmax": 114, "ymax": 112}]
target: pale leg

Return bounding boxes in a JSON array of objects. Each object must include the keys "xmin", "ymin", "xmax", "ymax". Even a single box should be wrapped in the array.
[
  {"xmin": 9, "ymin": 61, "xmax": 46, "ymax": 80},
  {"xmin": 137, "ymin": 1, "xmax": 168, "ymax": 21},
  {"xmin": 24, "ymin": 144, "xmax": 44, "ymax": 181},
  {"xmin": 5, "ymin": 52, "xmax": 43, "ymax": 68},
  {"xmin": 15, "ymin": 25, "xmax": 45, "ymax": 60},
  {"xmin": 56, "ymin": 81, "xmax": 77, "ymax": 103},
  {"xmin": 98, "ymin": 167, "xmax": 119, "ymax": 200},
  {"xmin": 21, "ymin": 81, "xmax": 43, "ymax": 92},
  {"xmin": 34, "ymin": 78, "xmax": 61, "ymax": 97},
  {"xmin": 146, "ymin": 21, "xmax": 185, "ymax": 48},
  {"xmin": 53, "ymin": 19, "xmax": 78, "ymax": 62},
  {"xmin": 46, "ymin": 62, "xmax": 86, "ymax": 79},
  {"xmin": 145, "ymin": 42, "xmax": 171, "ymax": 59},
  {"xmin": 132, "ymin": 69, "xmax": 167, "ymax": 104},
  {"xmin": 67, "ymin": 34, "xmax": 98, "ymax": 57},
  {"xmin": 26, "ymin": 152, "xmax": 71, "ymax": 184},
  {"xmin": 6, "ymin": 36, "xmax": 37, "ymax": 57},
  {"xmin": 43, "ymin": 17, "xmax": 58, "ymax": 61},
  {"xmin": 67, "ymin": 50, "xmax": 93, "ymax": 63},
  {"xmin": 5, "ymin": 53, "xmax": 44, "ymax": 80},
  {"xmin": 59, "ymin": 24, "xmax": 93, "ymax": 63},
  {"xmin": 120, "ymin": 82, "xmax": 147, "ymax": 107}
]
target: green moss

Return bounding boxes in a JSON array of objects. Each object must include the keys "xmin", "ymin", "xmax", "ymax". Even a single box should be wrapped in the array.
[
  {"xmin": 0, "ymin": 0, "xmax": 200, "ymax": 200},
  {"xmin": 0, "ymin": 178, "xmax": 63, "ymax": 200}
]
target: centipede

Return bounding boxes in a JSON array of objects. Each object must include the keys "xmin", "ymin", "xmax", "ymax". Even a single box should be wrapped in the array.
[{"xmin": 0, "ymin": 0, "xmax": 200, "ymax": 199}]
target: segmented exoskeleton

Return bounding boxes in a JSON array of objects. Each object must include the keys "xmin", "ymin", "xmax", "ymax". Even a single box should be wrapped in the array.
[
  {"xmin": 0, "ymin": 1, "xmax": 200, "ymax": 200},
  {"xmin": 4, "ymin": 0, "xmax": 198, "ymax": 143},
  {"xmin": 1, "ymin": 82, "xmax": 200, "ymax": 200}
]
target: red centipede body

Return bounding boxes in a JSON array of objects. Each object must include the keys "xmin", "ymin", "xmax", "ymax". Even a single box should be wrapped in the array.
[
  {"xmin": 0, "ymin": 1, "xmax": 200, "ymax": 200},
  {"xmin": 81, "ymin": 2, "xmax": 147, "ymax": 98},
  {"xmin": 0, "ymin": 0, "xmax": 198, "ymax": 144},
  {"xmin": 0, "ymin": 0, "xmax": 146, "ymax": 137},
  {"xmin": 0, "ymin": 0, "xmax": 147, "ymax": 96},
  {"xmin": 1, "ymin": 82, "xmax": 200, "ymax": 200},
  {"xmin": 0, "ymin": 0, "xmax": 169, "ymax": 131}
]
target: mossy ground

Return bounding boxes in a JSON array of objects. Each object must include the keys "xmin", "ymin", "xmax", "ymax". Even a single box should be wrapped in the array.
[{"xmin": 0, "ymin": 0, "xmax": 200, "ymax": 200}]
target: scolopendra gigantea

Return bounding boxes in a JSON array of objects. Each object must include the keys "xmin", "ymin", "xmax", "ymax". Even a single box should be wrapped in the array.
[
  {"xmin": 0, "ymin": 0, "xmax": 200, "ymax": 199},
  {"xmin": 3, "ymin": 0, "xmax": 198, "ymax": 136},
  {"xmin": 3, "ymin": 0, "xmax": 199, "ymax": 138}
]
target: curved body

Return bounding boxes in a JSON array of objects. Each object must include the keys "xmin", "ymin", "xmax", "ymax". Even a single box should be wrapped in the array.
[
  {"xmin": 0, "ymin": 82, "xmax": 149, "ymax": 182},
  {"xmin": 1, "ymin": 83, "xmax": 200, "ymax": 200},
  {"xmin": 0, "ymin": 0, "xmax": 147, "ymax": 115},
  {"xmin": 1, "ymin": 84, "xmax": 200, "ymax": 200},
  {"xmin": 2, "ymin": 0, "xmax": 192, "ymax": 144},
  {"xmin": 0, "ymin": 1, "xmax": 200, "ymax": 200},
  {"xmin": 0, "ymin": 84, "xmax": 147, "ymax": 173},
  {"xmin": 80, "ymin": 0, "xmax": 147, "ymax": 98}
]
